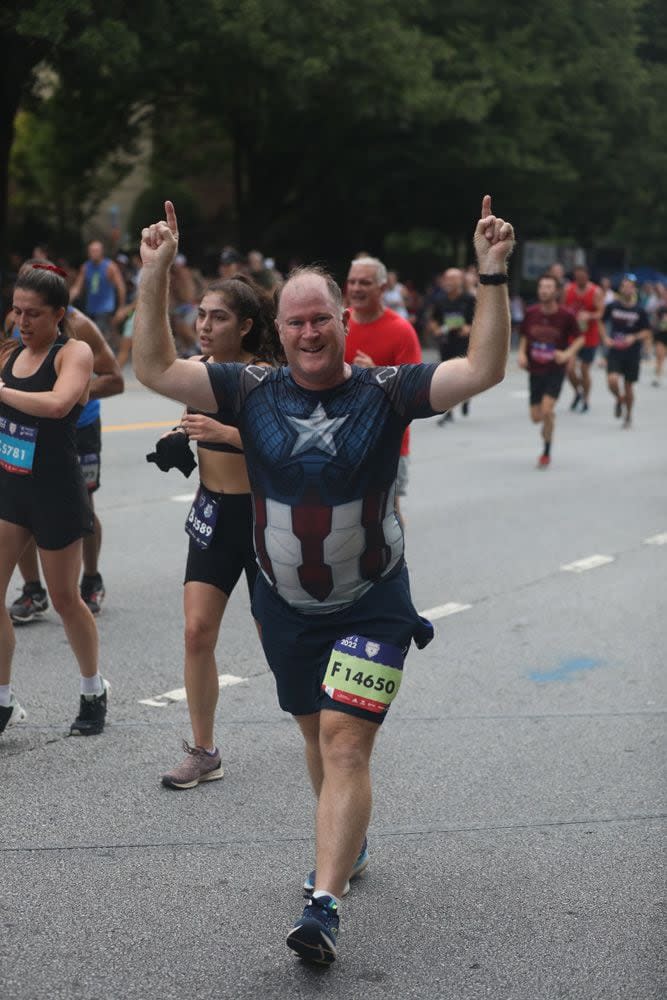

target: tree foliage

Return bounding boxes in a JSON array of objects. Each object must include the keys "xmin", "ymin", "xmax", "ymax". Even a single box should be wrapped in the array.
[{"xmin": 3, "ymin": 0, "xmax": 666, "ymax": 273}]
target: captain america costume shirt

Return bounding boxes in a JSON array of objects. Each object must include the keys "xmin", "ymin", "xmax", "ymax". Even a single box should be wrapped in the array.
[{"xmin": 205, "ymin": 362, "xmax": 439, "ymax": 614}]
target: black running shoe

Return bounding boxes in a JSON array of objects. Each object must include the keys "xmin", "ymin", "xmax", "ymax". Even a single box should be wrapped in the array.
[
  {"xmin": 570, "ymin": 392, "xmax": 581, "ymax": 411},
  {"xmin": 462, "ymin": 400, "xmax": 469, "ymax": 416},
  {"xmin": 81, "ymin": 574, "xmax": 105, "ymax": 615},
  {"xmin": 0, "ymin": 696, "xmax": 27, "ymax": 734},
  {"xmin": 70, "ymin": 680, "xmax": 109, "ymax": 736},
  {"xmin": 287, "ymin": 894, "xmax": 339, "ymax": 964},
  {"xmin": 9, "ymin": 584, "xmax": 48, "ymax": 624}
]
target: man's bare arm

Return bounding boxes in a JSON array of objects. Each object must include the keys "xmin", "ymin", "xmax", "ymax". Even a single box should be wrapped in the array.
[
  {"xmin": 430, "ymin": 196, "xmax": 514, "ymax": 412},
  {"xmin": 70, "ymin": 309, "xmax": 124, "ymax": 398},
  {"xmin": 133, "ymin": 201, "xmax": 216, "ymax": 411}
]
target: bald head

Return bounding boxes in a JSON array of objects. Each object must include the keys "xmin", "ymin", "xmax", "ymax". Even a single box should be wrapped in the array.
[
  {"xmin": 442, "ymin": 268, "xmax": 464, "ymax": 295},
  {"xmin": 277, "ymin": 267, "xmax": 343, "ymax": 321},
  {"xmin": 275, "ymin": 267, "xmax": 348, "ymax": 391}
]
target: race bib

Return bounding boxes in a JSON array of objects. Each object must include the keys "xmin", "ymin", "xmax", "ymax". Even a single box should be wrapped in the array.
[
  {"xmin": 322, "ymin": 635, "xmax": 404, "ymax": 716},
  {"xmin": 530, "ymin": 341, "xmax": 556, "ymax": 364},
  {"xmin": 612, "ymin": 334, "xmax": 630, "ymax": 350},
  {"xmin": 0, "ymin": 416, "xmax": 37, "ymax": 475},
  {"xmin": 79, "ymin": 452, "xmax": 100, "ymax": 490},
  {"xmin": 185, "ymin": 486, "xmax": 219, "ymax": 550},
  {"xmin": 444, "ymin": 313, "xmax": 465, "ymax": 332}
]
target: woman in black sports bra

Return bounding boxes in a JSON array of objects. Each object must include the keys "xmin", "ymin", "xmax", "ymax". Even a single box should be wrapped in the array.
[
  {"xmin": 0, "ymin": 264, "xmax": 109, "ymax": 737},
  {"xmin": 161, "ymin": 276, "xmax": 283, "ymax": 789}
]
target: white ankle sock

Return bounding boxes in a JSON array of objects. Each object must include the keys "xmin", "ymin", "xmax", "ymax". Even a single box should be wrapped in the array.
[
  {"xmin": 0, "ymin": 684, "xmax": 12, "ymax": 707},
  {"xmin": 80, "ymin": 674, "xmax": 104, "ymax": 697}
]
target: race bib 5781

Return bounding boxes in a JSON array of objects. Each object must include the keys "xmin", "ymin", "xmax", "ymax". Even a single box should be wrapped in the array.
[{"xmin": 0, "ymin": 416, "xmax": 37, "ymax": 475}]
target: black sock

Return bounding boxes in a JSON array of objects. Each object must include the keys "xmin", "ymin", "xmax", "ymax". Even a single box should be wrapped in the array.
[{"xmin": 543, "ymin": 441, "xmax": 551, "ymax": 457}]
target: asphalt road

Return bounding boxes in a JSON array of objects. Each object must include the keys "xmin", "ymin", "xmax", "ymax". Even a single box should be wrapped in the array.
[{"xmin": 1, "ymin": 352, "xmax": 665, "ymax": 1000}]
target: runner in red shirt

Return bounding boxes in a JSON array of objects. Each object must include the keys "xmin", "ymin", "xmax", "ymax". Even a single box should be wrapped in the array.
[
  {"xmin": 563, "ymin": 265, "xmax": 604, "ymax": 412},
  {"xmin": 518, "ymin": 274, "xmax": 584, "ymax": 467},
  {"xmin": 344, "ymin": 256, "xmax": 422, "ymax": 522}
]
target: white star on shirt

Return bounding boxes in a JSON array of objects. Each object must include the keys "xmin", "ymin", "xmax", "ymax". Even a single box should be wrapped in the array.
[{"xmin": 287, "ymin": 402, "xmax": 349, "ymax": 457}]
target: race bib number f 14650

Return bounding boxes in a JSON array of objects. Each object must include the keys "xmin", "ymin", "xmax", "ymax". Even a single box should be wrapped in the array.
[
  {"xmin": 0, "ymin": 416, "xmax": 37, "ymax": 475},
  {"xmin": 322, "ymin": 634, "xmax": 405, "ymax": 715}
]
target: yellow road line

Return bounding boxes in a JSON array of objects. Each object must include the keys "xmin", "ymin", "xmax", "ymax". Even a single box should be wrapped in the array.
[{"xmin": 102, "ymin": 420, "xmax": 175, "ymax": 433}]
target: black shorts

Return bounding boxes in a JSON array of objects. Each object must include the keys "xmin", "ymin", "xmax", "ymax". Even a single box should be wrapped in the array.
[
  {"xmin": 184, "ymin": 491, "xmax": 258, "ymax": 599},
  {"xmin": 607, "ymin": 350, "xmax": 640, "ymax": 383},
  {"xmin": 577, "ymin": 346, "xmax": 597, "ymax": 365},
  {"xmin": 251, "ymin": 564, "xmax": 434, "ymax": 724},
  {"xmin": 529, "ymin": 371, "xmax": 565, "ymax": 406},
  {"xmin": 438, "ymin": 337, "xmax": 468, "ymax": 362},
  {"xmin": 76, "ymin": 418, "xmax": 102, "ymax": 493},
  {"xmin": 0, "ymin": 464, "xmax": 94, "ymax": 550},
  {"xmin": 653, "ymin": 331, "xmax": 667, "ymax": 347}
]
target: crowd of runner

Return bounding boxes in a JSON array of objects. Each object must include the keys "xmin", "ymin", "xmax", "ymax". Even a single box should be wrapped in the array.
[{"xmin": 0, "ymin": 201, "xmax": 663, "ymax": 965}]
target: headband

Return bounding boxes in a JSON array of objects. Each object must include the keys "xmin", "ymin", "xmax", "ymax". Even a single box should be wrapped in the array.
[{"xmin": 31, "ymin": 263, "xmax": 68, "ymax": 278}]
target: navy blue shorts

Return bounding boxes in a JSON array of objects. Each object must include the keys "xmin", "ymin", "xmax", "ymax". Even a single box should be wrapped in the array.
[{"xmin": 251, "ymin": 565, "xmax": 434, "ymax": 724}]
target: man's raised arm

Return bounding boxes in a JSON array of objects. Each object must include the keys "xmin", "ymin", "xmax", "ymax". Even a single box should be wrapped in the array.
[
  {"xmin": 430, "ymin": 195, "xmax": 514, "ymax": 412},
  {"xmin": 132, "ymin": 200, "xmax": 216, "ymax": 411}
]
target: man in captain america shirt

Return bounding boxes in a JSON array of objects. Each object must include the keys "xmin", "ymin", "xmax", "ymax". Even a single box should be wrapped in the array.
[{"xmin": 133, "ymin": 196, "xmax": 515, "ymax": 966}]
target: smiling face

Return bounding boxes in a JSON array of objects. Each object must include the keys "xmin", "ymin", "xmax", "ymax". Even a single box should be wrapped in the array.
[
  {"xmin": 196, "ymin": 292, "xmax": 252, "ymax": 361},
  {"xmin": 12, "ymin": 288, "xmax": 64, "ymax": 349},
  {"xmin": 277, "ymin": 275, "xmax": 348, "ymax": 390},
  {"xmin": 346, "ymin": 261, "xmax": 385, "ymax": 318}
]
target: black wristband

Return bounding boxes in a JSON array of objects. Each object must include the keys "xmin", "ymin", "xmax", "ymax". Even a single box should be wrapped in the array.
[{"xmin": 478, "ymin": 273, "xmax": 508, "ymax": 285}]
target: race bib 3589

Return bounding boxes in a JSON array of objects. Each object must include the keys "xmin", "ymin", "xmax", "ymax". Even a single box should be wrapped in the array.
[{"xmin": 322, "ymin": 634, "xmax": 405, "ymax": 715}]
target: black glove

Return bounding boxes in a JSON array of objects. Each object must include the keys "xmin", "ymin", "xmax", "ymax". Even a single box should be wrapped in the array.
[{"xmin": 146, "ymin": 430, "xmax": 197, "ymax": 478}]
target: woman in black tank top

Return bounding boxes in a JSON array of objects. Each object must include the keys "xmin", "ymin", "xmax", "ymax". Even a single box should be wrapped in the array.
[
  {"xmin": 0, "ymin": 264, "xmax": 108, "ymax": 738},
  {"xmin": 160, "ymin": 275, "xmax": 284, "ymax": 788}
]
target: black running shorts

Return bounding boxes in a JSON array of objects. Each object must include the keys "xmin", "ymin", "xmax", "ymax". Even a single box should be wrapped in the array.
[
  {"xmin": 184, "ymin": 490, "xmax": 258, "ymax": 599},
  {"xmin": 529, "ymin": 371, "xmax": 565, "ymax": 406},
  {"xmin": 0, "ymin": 465, "xmax": 93, "ymax": 550},
  {"xmin": 76, "ymin": 417, "xmax": 102, "ymax": 493},
  {"xmin": 607, "ymin": 350, "xmax": 640, "ymax": 383}
]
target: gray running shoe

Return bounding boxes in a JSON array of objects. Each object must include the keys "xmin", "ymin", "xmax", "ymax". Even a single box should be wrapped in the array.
[
  {"xmin": 0, "ymin": 695, "xmax": 27, "ymax": 734},
  {"xmin": 9, "ymin": 584, "xmax": 48, "ymax": 624},
  {"xmin": 162, "ymin": 740, "xmax": 224, "ymax": 789}
]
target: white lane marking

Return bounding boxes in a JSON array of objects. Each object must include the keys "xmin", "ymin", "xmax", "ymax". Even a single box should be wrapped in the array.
[
  {"xmin": 139, "ymin": 673, "xmax": 246, "ymax": 706},
  {"xmin": 644, "ymin": 532, "xmax": 667, "ymax": 546},
  {"xmin": 560, "ymin": 554, "xmax": 614, "ymax": 573},
  {"xmin": 171, "ymin": 493, "xmax": 196, "ymax": 503},
  {"xmin": 419, "ymin": 602, "xmax": 472, "ymax": 620}
]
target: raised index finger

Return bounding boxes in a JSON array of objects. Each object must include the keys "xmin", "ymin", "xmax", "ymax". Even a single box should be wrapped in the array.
[
  {"xmin": 481, "ymin": 194, "xmax": 492, "ymax": 219},
  {"xmin": 164, "ymin": 200, "xmax": 178, "ymax": 236}
]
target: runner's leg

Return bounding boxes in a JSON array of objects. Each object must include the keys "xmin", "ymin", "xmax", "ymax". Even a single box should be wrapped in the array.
[
  {"xmin": 39, "ymin": 540, "xmax": 98, "ymax": 678},
  {"xmin": 183, "ymin": 581, "xmax": 227, "ymax": 749},
  {"xmin": 0, "ymin": 523, "xmax": 32, "ymax": 685},
  {"xmin": 314, "ymin": 710, "xmax": 378, "ymax": 898},
  {"xmin": 296, "ymin": 712, "xmax": 324, "ymax": 795}
]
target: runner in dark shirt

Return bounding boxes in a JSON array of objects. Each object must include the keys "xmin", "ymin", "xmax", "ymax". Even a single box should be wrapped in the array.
[
  {"xmin": 518, "ymin": 274, "xmax": 583, "ymax": 467},
  {"xmin": 602, "ymin": 274, "xmax": 651, "ymax": 427}
]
